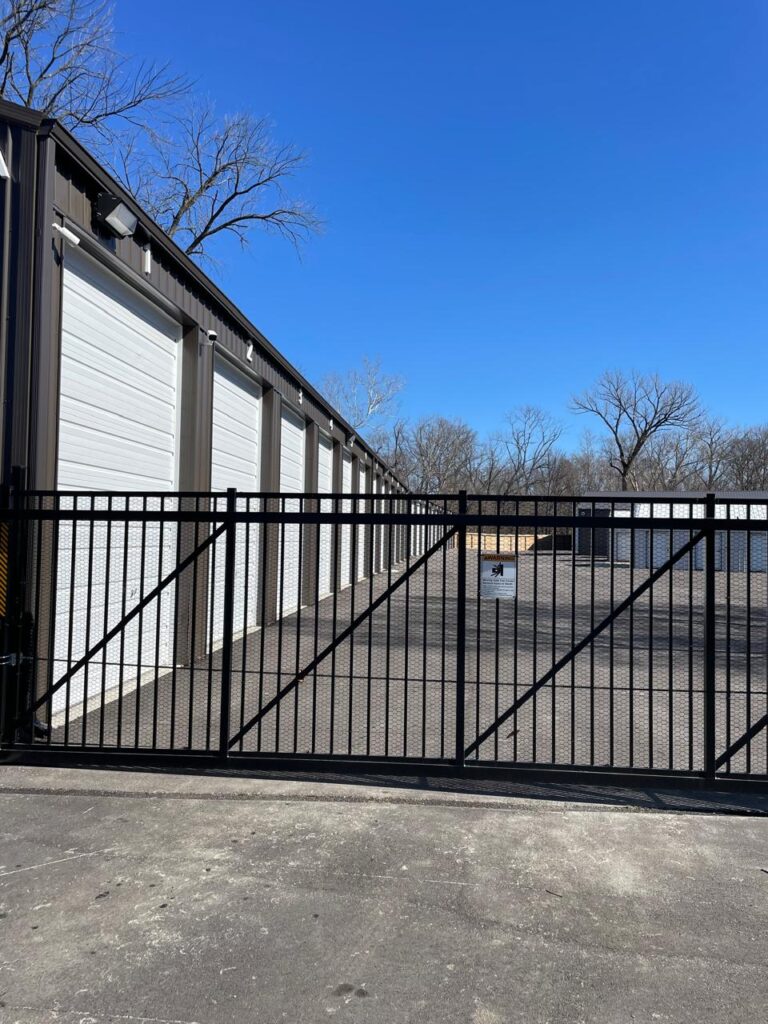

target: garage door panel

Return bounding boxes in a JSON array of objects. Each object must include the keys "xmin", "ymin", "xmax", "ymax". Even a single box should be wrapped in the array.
[
  {"xmin": 60, "ymin": 340, "xmax": 177, "ymax": 409},
  {"xmin": 317, "ymin": 435, "xmax": 334, "ymax": 598},
  {"xmin": 357, "ymin": 465, "xmax": 368, "ymax": 581},
  {"xmin": 340, "ymin": 452, "xmax": 352, "ymax": 588},
  {"xmin": 55, "ymin": 249, "xmax": 181, "ymax": 717},
  {"xmin": 210, "ymin": 356, "xmax": 261, "ymax": 645},
  {"xmin": 58, "ymin": 423, "xmax": 175, "ymax": 490},
  {"xmin": 59, "ymin": 386, "xmax": 176, "ymax": 446},
  {"xmin": 63, "ymin": 256, "xmax": 178, "ymax": 340},
  {"xmin": 278, "ymin": 409, "xmax": 305, "ymax": 616},
  {"xmin": 62, "ymin": 309, "xmax": 178, "ymax": 386}
]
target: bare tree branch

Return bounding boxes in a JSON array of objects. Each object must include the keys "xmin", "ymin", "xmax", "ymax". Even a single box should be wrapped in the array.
[
  {"xmin": 114, "ymin": 102, "xmax": 320, "ymax": 261},
  {"xmin": 496, "ymin": 405, "xmax": 563, "ymax": 493},
  {"xmin": 321, "ymin": 356, "xmax": 404, "ymax": 433},
  {"xmin": 0, "ymin": 0, "xmax": 188, "ymax": 147},
  {"xmin": 1, "ymin": 3, "xmax": 319, "ymax": 263},
  {"xmin": 572, "ymin": 370, "xmax": 700, "ymax": 491}
]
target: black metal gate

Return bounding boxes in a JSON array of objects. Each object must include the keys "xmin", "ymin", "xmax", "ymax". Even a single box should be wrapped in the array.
[{"xmin": 2, "ymin": 485, "xmax": 767, "ymax": 787}]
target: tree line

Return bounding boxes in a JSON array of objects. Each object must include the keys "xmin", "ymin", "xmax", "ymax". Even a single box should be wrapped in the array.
[{"xmin": 324, "ymin": 366, "xmax": 768, "ymax": 495}]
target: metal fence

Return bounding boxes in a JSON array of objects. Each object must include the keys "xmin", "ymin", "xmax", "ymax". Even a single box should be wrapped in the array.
[{"xmin": 2, "ymin": 488, "xmax": 767, "ymax": 787}]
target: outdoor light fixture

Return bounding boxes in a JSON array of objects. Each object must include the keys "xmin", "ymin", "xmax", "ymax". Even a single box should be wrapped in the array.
[
  {"xmin": 246, "ymin": 342, "xmax": 254, "ymax": 363},
  {"xmin": 95, "ymin": 191, "xmax": 138, "ymax": 238}
]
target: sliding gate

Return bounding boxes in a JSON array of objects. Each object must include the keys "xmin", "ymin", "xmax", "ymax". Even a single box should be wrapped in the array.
[{"xmin": 2, "ymin": 487, "xmax": 767, "ymax": 786}]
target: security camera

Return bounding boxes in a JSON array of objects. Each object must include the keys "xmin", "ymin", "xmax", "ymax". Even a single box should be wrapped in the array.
[{"xmin": 200, "ymin": 327, "xmax": 217, "ymax": 347}]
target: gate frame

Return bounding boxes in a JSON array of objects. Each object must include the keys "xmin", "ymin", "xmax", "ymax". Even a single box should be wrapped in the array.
[{"xmin": 2, "ymin": 483, "xmax": 768, "ymax": 792}]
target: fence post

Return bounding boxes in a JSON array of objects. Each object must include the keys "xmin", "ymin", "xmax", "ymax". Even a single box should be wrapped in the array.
[
  {"xmin": 455, "ymin": 489, "xmax": 467, "ymax": 770},
  {"xmin": 703, "ymin": 492, "xmax": 716, "ymax": 779},
  {"xmin": 219, "ymin": 487, "xmax": 237, "ymax": 759}
]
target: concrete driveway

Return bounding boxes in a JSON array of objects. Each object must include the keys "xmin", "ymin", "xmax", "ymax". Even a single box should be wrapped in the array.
[{"xmin": 0, "ymin": 766, "xmax": 766, "ymax": 1024}]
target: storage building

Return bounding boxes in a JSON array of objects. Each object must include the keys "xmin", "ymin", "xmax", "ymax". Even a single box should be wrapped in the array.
[{"xmin": 0, "ymin": 99, "xmax": 408, "ymax": 717}]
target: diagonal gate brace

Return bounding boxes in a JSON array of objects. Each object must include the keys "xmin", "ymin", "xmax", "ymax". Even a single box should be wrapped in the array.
[
  {"xmin": 228, "ymin": 525, "xmax": 458, "ymax": 749},
  {"xmin": 715, "ymin": 711, "xmax": 768, "ymax": 771},
  {"xmin": 464, "ymin": 528, "xmax": 706, "ymax": 759}
]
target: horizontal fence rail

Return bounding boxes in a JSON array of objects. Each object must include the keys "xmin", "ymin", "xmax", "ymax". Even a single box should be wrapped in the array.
[{"xmin": 1, "ymin": 489, "xmax": 766, "ymax": 787}]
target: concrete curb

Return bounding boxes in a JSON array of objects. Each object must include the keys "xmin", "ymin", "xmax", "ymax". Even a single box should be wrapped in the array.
[{"xmin": 1, "ymin": 764, "xmax": 767, "ymax": 815}]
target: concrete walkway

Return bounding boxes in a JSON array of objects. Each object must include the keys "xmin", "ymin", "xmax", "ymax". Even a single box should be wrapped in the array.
[{"xmin": 0, "ymin": 766, "xmax": 766, "ymax": 1024}]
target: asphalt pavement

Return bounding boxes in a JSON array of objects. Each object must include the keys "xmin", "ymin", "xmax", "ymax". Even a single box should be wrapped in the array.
[{"xmin": 0, "ymin": 765, "xmax": 766, "ymax": 1023}]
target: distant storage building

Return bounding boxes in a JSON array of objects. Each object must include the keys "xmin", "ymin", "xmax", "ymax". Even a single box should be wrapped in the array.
[{"xmin": 576, "ymin": 494, "xmax": 768, "ymax": 572}]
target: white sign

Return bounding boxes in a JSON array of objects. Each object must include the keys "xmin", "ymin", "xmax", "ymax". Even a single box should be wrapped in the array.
[{"xmin": 480, "ymin": 554, "xmax": 517, "ymax": 600}]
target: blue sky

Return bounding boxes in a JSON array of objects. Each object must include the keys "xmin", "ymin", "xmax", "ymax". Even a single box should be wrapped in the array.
[{"xmin": 114, "ymin": 1, "xmax": 768, "ymax": 449}]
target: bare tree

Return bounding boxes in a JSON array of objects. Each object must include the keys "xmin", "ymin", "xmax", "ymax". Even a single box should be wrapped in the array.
[
  {"xmin": 496, "ymin": 405, "xmax": 563, "ymax": 492},
  {"xmin": 685, "ymin": 417, "xmax": 733, "ymax": 490},
  {"xmin": 321, "ymin": 357, "xmax": 404, "ymax": 434},
  {"xmin": 549, "ymin": 432, "xmax": 612, "ymax": 495},
  {"xmin": 723, "ymin": 426, "xmax": 768, "ymax": 491},
  {"xmin": 0, "ymin": 1, "xmax": 186, "ymax": 144},
  {"xmin": 467, "ymin": 437, "xmax": 510, "ymax": 494},
  {"xmin": 116, "ymin": 102, "xmax": 320, "ymax": 259},
  {"xmin": 634, "ymin": 430, "xmax": 699, "ymax": 491},
  {"xmin": 572, "ymin": 371, "xmax": 700, "ymax": 491},
  {"xmin": 402, "ymin": 417, "xmax": 477, "ymax": 492},
  {"xmin": 0, "ymin": 2, "xmax": 318, "ymax": 262},
  {"xmin": 368, "ymin": 418, "xmax": 410, "ymax": 476}
]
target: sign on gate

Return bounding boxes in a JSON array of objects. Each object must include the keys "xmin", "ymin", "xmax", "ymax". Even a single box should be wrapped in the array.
[{"xmin": 480, "ymin": 553, "xmax": 517, "ymax": 600}]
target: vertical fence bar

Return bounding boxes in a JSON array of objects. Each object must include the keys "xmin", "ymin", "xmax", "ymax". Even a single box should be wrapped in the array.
[
  {"xmin": 219, "ymin": 488, "xmax": 237, "ymax": 758},
  {"xmin": 455, "ymin": 490, "xmax": 467, "ymax": 769},
  {"xmin": 704, "ymin": 492, "xmax": 717, "ymax": 778}
]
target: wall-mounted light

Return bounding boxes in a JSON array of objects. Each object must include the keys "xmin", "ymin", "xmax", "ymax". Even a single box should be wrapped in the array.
[
  {"xmin": 298, "ymin": 388, "xmax": 303, "ymax": 405},
  {"xmin": 52, "ymin": 223, "xmax": 80, "ymax": 246},
  {"xmin": 329, "ymin": 418, "xmax": 334, "ymax": 432},
  {"xmin": 246, "ymin": 342, "xmax": 253, "ymax": 363},
  {"xmin": 142, "ymin": 244, "xmax": 152, "ymax": 275},
  {"xmin": 95, "ymin": 191, "xmax": 138, "ymax": 238}
]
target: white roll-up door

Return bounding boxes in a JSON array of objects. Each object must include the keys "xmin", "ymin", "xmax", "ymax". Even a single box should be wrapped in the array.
[
  {"xmin": 278, "ymin": 408, "xmax": 305, "ymax": 615},
  {"xmin": 340, "ymin": 451, "xmax": 353, "ymax": 588},
  {"xmin": 611, "ymin": 510, "xmax": 630, "ymax": 562},
  {"xmin": 210, "ymin": 356, "xmax": 261, "ymax": 643},
  {"xmin": 376, "ymin": 477, "xmax": 384, "ymax": 573},
  {"xmin": 55, "ymin": 247, "xmax": 181, "ymax": 716},
  {"xmin": 317, "ymin": 435, "xmax": 334, "ymax": 598},
  {"xmin": 357, "ymin": 463, "xmax": 368, "ymax": 580}
]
